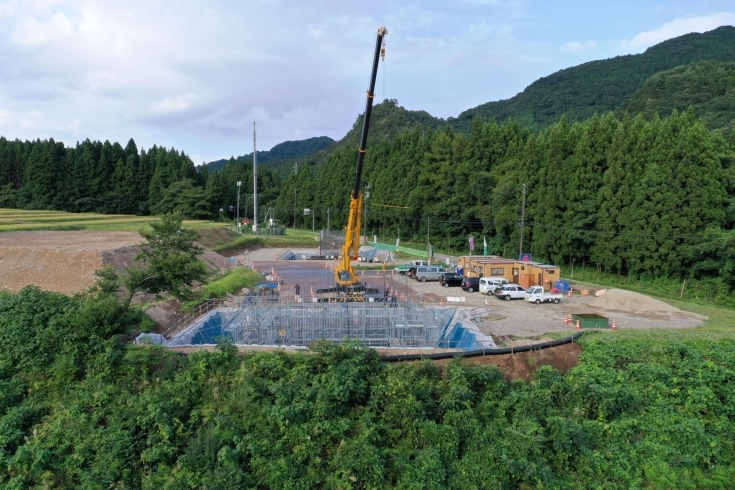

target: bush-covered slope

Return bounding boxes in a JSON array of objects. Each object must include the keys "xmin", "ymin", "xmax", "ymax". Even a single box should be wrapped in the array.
[
  {"xmin": 450, "ymin": 25, "xmax": 735, "ymax": 131},
  {"xmin": 617, "ymin": 60, "xmax": 735, "ymax": 133},
  {"xmin": 3, "ymin": 287, "xmax": 735, "ymax": 488}
]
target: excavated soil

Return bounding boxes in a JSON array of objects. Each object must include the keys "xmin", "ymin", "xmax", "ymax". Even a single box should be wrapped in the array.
[
  {"xmin": 0, "ymin": 230, "xmax": 230, "ymax": 296},
  {"xmin": 0, "ymin": 231, "xmax": 143, "ymax": 295},
  {"xmin": 427, "ymin": 342, "xmax": 582, "ymax": 382}
]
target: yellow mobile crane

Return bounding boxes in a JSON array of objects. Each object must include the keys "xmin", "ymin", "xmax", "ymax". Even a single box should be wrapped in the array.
[{"xmin": 317, "ymin": 26, "xmax": 387, "ymax": 301}]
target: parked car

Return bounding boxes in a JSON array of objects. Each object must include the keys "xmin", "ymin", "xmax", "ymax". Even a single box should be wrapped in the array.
[
  {"xmin": 494, "ymin": 284, "xmax": 526, "ymax": 301},
  {"xmin": 394, "ymin": 260, "xmax": 429, "ymax": 275},
  {"xmin": 439, "ymin": 272, "xmax": 463, "ymax": 287},
  {"xmin": 525, "ymin": 285, "xmax": 562, "ymax": 304},
  {"xmin": 414, "ymin": 265, "xmax": 445, "ymax": 282},
  {"xmin": 460, "ymin": 277, "xmax": 480, "ymax": 293},
  {"xmin": 479, "ymin": 277, "xmax": 509, "ymax": 295}
]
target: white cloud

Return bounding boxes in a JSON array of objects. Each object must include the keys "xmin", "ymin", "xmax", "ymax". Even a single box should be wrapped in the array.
[
  {"xmin": 152, "ymin": 94, "xmax": 195, "ymax": 114},
  {"xmin": 20, "ymin": 110, "xmax": 43, "ymax": 129},
  {"xmin": 623, "ymin": 12, "xmax": 735, "ymax": 51},
  {"xmin": 561, "ymin": 40, "xmax": 596, "ymax": 53},
  {"xmin": 0, "ymin": 109, "xmax": 11, "ymax": 126}
]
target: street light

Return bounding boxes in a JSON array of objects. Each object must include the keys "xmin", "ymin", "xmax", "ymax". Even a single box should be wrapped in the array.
[{"xmin": 236, "ymin": 181, "xmax": 242, "ymax": 228}]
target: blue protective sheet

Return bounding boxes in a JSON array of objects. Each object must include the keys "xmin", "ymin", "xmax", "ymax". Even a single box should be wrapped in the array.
[
  {"xmin": 190, "ymin": 312, "xmax": 233, "ymax": 345},
  {"xmin": 439, "ymin": 323, "xmax": 484, "ymax": 350}
]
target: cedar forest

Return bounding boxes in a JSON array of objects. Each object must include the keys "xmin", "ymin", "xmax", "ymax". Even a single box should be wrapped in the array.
[{"xmin": 1, "ymin": 26, "xmax": 735, "ymax": 488}]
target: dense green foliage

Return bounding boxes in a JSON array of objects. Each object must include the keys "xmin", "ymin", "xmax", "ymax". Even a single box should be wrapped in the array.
[
  {"xmin": 0, "ymin": 137, "xmax": 281, "ymax": 220},
  {"xmin": 96, "ymin": 214, "xmax": 209, "ymax": 308},
  {"xmin": 451, "ymin": 26, "xmax": 735, "ymax": 131},
  {"xmin": 2, "ymin": 290, "xmax": 735, "ymax": 488},
  {"xmin": 206, "ymin": 136, "xmax": 336, "ymax": 172},
  {"xmin": 618, "ymin": 60, "xmax": 735, "ymax": 133}
]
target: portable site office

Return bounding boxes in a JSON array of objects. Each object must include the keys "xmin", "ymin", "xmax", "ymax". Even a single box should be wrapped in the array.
[{"xmin": 457, "ymin": 257, "xmax": 561, "ymax": 291}]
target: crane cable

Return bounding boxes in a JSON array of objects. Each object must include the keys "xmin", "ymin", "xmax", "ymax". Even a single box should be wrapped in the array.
[{"xmin": 381, "ymin": 40, "xmax": 386, "ymax": 101}]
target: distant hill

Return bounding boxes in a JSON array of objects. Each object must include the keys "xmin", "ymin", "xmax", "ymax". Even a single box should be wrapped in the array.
[
  {"xmin": 450, "ymin": 25, "xmax": 735, "ymax": 131},
  {"xmin": 617, "ymin": 60, "xmax": 735, "ymax": 133},
  {"xmin": 315, "ymin": 99, "xmax": 444, "ymax": 159},
  {"xmin": 206, "ymin": 136, "xmax": 335, "ymax": 172}
]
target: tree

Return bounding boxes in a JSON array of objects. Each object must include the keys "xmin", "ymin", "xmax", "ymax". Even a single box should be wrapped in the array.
[{"xmin": 96, "ymin": 213, "xmax": 209, "ymax": 308}]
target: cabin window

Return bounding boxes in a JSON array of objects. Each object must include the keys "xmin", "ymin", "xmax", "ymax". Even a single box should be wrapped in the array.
[{"xmin": 491, "ymin": 268, "xmax": 504, "ymax": 276}]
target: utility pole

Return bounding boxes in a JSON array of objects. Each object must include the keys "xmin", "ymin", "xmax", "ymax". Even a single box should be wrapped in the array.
[
  {"xmin": 236, "ymin": 181, "xmax": 241, "ymax": 230},
  {"xmin": 293, "ymin": 188, "xmax": 297, "ymax": 228},
  {"xmin": 426, "ymin": 216, "xmax": 430, "ymax": 263},
  {"xmin": 327, "ymin": 207, "xmax": 330, "ymax": 231},
  {"xmin": 519, "ymin": 183, "xmax": 527, "ymax": 259},
  {"xmin": 363, "ymin": 183, "xmax": 370, "ymax": 244},
  {"xmin": 253, "ymin": 122, "xmax": 258, "ymax": 232},
  {"xmin": 312, "ymin": 209, "xmax": 315, "ymax": 232}
]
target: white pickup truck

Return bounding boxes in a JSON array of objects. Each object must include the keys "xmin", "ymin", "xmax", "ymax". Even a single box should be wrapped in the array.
[{"xmin": 525, "ymin": 286, "xmax": 562, "ymax": 304}]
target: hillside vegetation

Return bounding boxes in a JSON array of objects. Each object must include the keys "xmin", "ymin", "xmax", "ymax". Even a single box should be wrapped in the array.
[
  {"xmin": 2, "ymin": 286, "xmax": 735, "ymax": 488},
  {"xmin": 618, "ymin": 60, "xmax": 735, "ymax": 133},
  {"xmin": 450, "ymin": 26, "xmax": 735, "ymax": 131}
]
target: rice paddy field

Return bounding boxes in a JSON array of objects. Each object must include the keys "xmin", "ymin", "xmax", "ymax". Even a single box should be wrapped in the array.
[{"xmin": 0, "ymin": 209, "xmax": 230, "ymax": 232}]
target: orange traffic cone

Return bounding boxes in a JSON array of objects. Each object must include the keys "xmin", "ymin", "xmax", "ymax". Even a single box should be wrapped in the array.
[
  {"xmin": 611, "ymin": 320, "xmax": 617, "ymax": 330},
  {"xmin": 575, "ymin": 319, "xmax": 581, "ymax": 330}
]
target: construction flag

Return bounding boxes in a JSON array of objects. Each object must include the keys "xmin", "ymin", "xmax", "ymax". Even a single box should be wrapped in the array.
[
  {"xmin": 483, "ymin": 236, "xmax": 488, "ymax": 257},
  {"xmin": 469, "ymin": 235, "xmax": 475, "ymax": 252}
]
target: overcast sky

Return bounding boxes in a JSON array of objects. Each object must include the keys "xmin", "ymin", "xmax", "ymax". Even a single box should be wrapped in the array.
[{"xmin": 0, "ymin": 1, "xmax": 733, "ymax": 163}]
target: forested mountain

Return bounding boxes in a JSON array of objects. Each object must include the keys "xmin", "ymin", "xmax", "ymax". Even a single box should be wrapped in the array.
[
  {"xmin": 617, "ymin": 60, "xmax": 735, "ymax": 133},
  {"xmin": 450, "ymin": 25, "xmax": 735, "ymax": 131},
  {"xmin": 277, "ymin": 99, "xmax": 446, "ymax": 170},
  {"xmin": 205, "ymin": 136, "xmax": 335, "ymax": 172}
]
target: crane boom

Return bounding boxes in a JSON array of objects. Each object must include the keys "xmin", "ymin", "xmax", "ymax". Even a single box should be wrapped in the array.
[{"xmin": 334, "ymin": 26, "xmax": 387, "ymax": 288}]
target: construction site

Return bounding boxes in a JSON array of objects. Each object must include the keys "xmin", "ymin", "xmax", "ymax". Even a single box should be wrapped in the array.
[{"xmin": 161, "ymin": 266, "xmax": 496, "ymax": 351}]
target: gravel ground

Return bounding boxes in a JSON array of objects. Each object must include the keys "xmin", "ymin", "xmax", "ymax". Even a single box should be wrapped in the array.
[{"xmin": 409, "ymin": 280, "xmax": 705, "ymax": 337}]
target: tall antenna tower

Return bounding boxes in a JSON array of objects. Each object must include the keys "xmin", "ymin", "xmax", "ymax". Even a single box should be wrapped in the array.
[{"xmin": 253, "ymin": 121, "xmax": 258, "ymax": 232}]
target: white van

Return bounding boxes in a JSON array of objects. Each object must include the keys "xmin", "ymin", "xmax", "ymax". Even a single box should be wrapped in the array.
[{"xmin": 479, "ymin": 276, "xmax": 509, "ymax": 295}]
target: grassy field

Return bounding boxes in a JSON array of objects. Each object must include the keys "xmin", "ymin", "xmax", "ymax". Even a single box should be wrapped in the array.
[
  {"xmin": 0, "ymin": 209, "xmax": 230, "ymax": 233},
  {"xmin": 211, "ymin": 228, "xmax": 321, "ymax": 253}
]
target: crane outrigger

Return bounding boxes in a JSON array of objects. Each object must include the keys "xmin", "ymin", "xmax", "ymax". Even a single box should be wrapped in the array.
[{"xmin": 316, "ymin": 26, "xmax": 387, "ymax": 302}]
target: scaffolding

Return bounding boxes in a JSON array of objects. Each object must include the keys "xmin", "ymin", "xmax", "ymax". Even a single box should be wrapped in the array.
[
  {"xmin": 222, "ymin": 300, "xmax": 454, "ymax": 347},
  {"xmin": 195, "ymin": 269, "xmax": 454, "ymax": 347}
]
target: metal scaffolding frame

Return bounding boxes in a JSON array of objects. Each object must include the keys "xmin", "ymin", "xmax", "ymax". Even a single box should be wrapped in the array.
[
  {"xmin": 216, "ymin": 269, "xmax": 455, "ymax": 348},
  {"xmin": 222, "ymin": 301, "xmax": 454, "ymax": 347}
]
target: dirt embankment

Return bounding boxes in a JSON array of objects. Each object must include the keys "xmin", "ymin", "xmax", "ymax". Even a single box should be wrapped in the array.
[
  {"xmin": 425, "ymin": 342, "xmax": 582, "ymax": 382},
  {"xmin": 167, "ymin": 342, "xmax": 582, "ymax": 383},
  {"xmin": 0, "ymin": 230, "xmax": 231, "ymax": 296},
  {"xmin": 0, "ymin": 231, "xmax": 143, "ymax": 295}
]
